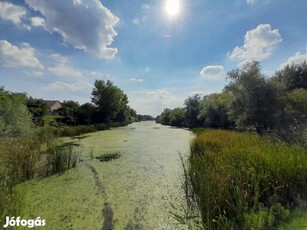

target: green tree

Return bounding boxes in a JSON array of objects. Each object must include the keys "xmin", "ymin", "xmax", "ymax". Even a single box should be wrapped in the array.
[
  {"xmin": 56, "ymin": 100, "xmax": 80, "ymax": 126},
  {"xmin": 0, "ymin": 90, "xmax": 33, "ymax": 137},
  {"xmin": 114, "ymin": 104, "xmax": 131, "ymax": 123},
  {"xmin": 77, "ymin": 103, "xmax": 96, "ymax": 125},
  {"xmin": 226, "ymin": 61, "xmax": 280, "ymax": 134},
  {"xmin": 159, "ymin": 108, "xmax": 171, "ymax": 125},
  {"xmin": 169, "ymin": 108, "xmax": 186, "ymax": 127},
  {"xmin": 184, "ymin": 94, "xmax": 202, "ymax": 128},
  {"xmin": 274, "ymin": 62, "xmax": 307, "ymax": 90},
  {"xmin": 91, "ymin": 80, "xmax": 129, "ymax": 123},
  {"xmin": 26, "ymin": 98, "xmax": 49, "ymax": 126},
  {"xmin": 198, "ymin": 93, "xmax": 233, "ymax": 128}
]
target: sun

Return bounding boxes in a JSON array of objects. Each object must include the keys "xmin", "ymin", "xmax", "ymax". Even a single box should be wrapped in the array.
[{"xmin": 165, "ymin": 0, "xmax": 181, "ymax": 17}]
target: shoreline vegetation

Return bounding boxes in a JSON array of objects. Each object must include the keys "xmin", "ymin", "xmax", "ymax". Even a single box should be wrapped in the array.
[
  {"xmin": 157, "ymin": 62, "xmax": 307, "ymax": 229},
  {"xmin": 182, "ymin": 129, "xmax": 307, "ymax": 229}
]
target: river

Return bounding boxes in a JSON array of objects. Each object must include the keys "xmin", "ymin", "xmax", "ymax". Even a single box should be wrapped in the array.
[
  {"xmin": 19, "ymin": 121, "xmax": 194, "ymax": 229},
  {"xmin": 80, "ymin": 121, "xmax": 194, "ymax": 229}
]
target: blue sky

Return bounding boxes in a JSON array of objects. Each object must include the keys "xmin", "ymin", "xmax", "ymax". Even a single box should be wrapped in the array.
[{"xmin": 0, "ymin": 0, "xmax": 306, "ymax": 116}]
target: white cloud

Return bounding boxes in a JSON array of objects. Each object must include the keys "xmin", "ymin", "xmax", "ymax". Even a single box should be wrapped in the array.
[
  {"xmin": 89, "ymin": 71, "xmax": 105, "ymax": 78},
  {"xmin": 129, "ymin": 78, "xmax": 144, "ymax": 82},
  {"xmin": 49, "ymin": 53, "xmax": 69, "ymax": 64},
  {"xmin": 229, "ymin": 24, "xmax": 282, "ymax": 64},
  {"xmin": 25, "ymin": 71, "xmax": 44, "ymax": 77},
  {"xmin": 48, "ymin": 53, "xmax": 83, "ymax": 78},
  {"xmin": 0, "ymin": 40, "xmax": 44, "ymax": 69},
  {"xmin": 132, "ymin": 4, "xmax": 150, "ymax": 26},
  {"xmin": 246, "ymin": 0, "xmax": 256, "ymax": 4},
  {"xmin": 128, "ymin": 89, "xmax": 184, "ymax": 116},
  {"xmin": 279, "ymin": 51, "xmax": 307, "ymax": 68},
  {"xmin": 0, "ymin": 2, "xmax": 27, "ymax": 27},
  {"xmin": 148, "ymin": 89, "xmax": 172, "ymax": 97},
  {"xmin": 26, "ymin": 0, "xmax": 119, "ymax": 59},
  {"xmin": 132, "ymin": 18, "xmax": 141, "ymax": 25},
  {"xmin": 132, "ymin": 16, "xmax": 148, "ymax": 25},
  {"xmin": 200, "ymin": 65, "xmax": 225, "ymax": 80},
  {"xmin": 30, "ymin": 17, "xmax": 45, "ymax": 27},
  {"xmin": 48, "ymin": 66, "xmax": 83, "ymax": 78},
  {"xmin": 43, "ymin": 81, "xmax": 92, "ymax": 91}
]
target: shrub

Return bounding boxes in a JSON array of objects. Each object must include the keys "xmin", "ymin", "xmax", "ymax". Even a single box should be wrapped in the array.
[
  {"xmin": 59, "ymin": 125, "xmax": 96, "ymax": 137},
  {"xmin": 94, "ymin": 123, "xmax": 109, "ymax": 131}
]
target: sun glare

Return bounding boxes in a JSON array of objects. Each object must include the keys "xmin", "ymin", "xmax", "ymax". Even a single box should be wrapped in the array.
[{"xmin": 165, "ymin": 0, "xmax": 181, "ymax": 17}]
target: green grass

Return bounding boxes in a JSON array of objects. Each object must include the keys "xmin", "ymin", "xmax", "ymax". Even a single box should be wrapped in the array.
[
  {"xmin": 279, "ymin": 211, "xmax": 307, "ymax": 230},
  {"xmin": 188, "ymin": 130, "xmax": 307, "ymax": 229},
  {"xmin": 56, "ymin": 122, "xmax": 130, "ymax": 137},
  {"xmin": 190, "ymin": 127, "xmax": 211, "ymax": 136}
]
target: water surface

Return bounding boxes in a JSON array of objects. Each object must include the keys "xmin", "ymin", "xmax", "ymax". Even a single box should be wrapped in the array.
[{"xmin": 79, "ymin": 121, "xmax": 193, "ymax": 229}]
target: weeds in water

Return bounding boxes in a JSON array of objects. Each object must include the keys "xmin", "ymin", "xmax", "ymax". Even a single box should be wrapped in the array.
[
  {"xmin": 170, "ymin": 153, "xmax": 202, "ymax": 229},
  {"xmin": 45, "ymin": 140, "xmax": 80, "ymax": 174},
  {"xmin": 0, "ymin": 136, "xmax": 42, "ymax": 226},
  {"xmin": 89, "ymin": 148, "xmax": 94, "ymax": 160},
  {"xmin": 0, "ymin": 128, "xmax": 81, "ymax": 225},
  {"xmin": 189, "ymin": 130, "xmax": 307, "ymax": 229}
]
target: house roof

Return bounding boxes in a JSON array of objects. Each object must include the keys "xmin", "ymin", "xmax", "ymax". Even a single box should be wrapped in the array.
[{"xmin": 43, "ymin": 100, "xmax": 61, "ymax": 107}]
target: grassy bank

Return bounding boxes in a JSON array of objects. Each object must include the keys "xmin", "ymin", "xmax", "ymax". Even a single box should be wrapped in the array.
[
  {"xmin": 0, "ymin": 121, "xmax": 131, "ymax": 226},
  {"xmin": 188, "ymin": 130, "xmax": 307, "ymax": 229},
  {"xmin": 56, "ymin": 121, "xmax": 131, "ymax": 137},
  {"xmin": 0, "ymin": 128, "xmax": 80, "ymax": 225}
]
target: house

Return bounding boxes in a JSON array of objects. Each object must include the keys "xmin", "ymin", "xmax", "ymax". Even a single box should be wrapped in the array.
[{"xmin": 43, "ymin": 100, "xmax": 62, "ymax": 111}]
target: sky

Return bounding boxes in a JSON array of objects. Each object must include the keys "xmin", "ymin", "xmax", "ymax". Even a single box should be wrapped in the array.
[{"xmin": 0, "ymin": 0, "xmax": 307, "ymax": 116}]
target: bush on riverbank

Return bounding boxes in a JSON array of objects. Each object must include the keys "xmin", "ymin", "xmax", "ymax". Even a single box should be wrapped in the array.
[
  {"xmin": 189, "ymin": 130, "xmax": 307, "ymax": 229},
  {"xmin": 56, "ymin": 122, "xmax": 130, "ymax": 137}
]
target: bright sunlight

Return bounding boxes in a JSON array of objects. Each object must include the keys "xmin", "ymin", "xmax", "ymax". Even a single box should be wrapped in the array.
[{"xmin": 165, "ymin": 0, "xmax": 181, "ymax": 17}]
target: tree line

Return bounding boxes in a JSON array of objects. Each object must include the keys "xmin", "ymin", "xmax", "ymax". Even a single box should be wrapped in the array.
[
  {"xmin": 157, "ymin": 61, "xmax": 307, "ymax": 144},
  {"xmin": 0, "ymin": 79, "xmax": 154, "ymax": 137}
]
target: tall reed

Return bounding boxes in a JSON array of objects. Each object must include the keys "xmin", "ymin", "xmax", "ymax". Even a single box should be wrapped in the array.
[
  {"xmin": 0, "ymin": 127, "xmax": 81, "ymax": 225},
  {"xmin": 189, "ymin": 130, "xmax": 307, "ymax": 229}
]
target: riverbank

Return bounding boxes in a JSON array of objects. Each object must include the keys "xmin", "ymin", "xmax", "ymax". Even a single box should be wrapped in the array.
[
  {"xmin": 14, "ymin": 121, "xmax": 194, "ymax": 229},
  {"xmin": 187, "ymin": 129, "xmax": 307, "ymax": 229},
  {"xmin": 54, "ymin": 121, "xmax": 131, "ymax": 137}
]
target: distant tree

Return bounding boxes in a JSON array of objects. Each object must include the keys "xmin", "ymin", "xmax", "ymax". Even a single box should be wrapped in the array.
[
  {"xmin": 169, "ymin": 108, "xmax": 186, "ymax": 127},
  {"xmin": 160, "ymin": 108, "xmax": 171, "ymax": 125},
  {"xmin": 77, "ymin": 103, "xmax": 96, "ymax": 125},
  {"xmin": 114, "ymin": 104, "xmax": 131, "ymax": 123},
  {"xmin": 0, "ymin": 90, "xmax": 33, "ymax": 137},
  {"xmin": 136, "ymin": 114, "xmax": 155, "ymax": 121},
  {"xmin": 26, "ymin": 98, "xmax": 49, "ymax": 126},
  {"xmin": 56, "ymin": 100, "xmax": 80, "ymax": 126},
  {"xmin": 184, "ymin": 94, "xmax": 202, "ymax": 128},
  {"xmin": 275, "ymin": 88, "xmax": 307, "ymax": 142},
  {"xmin": 267, "ymin": 62, "xmax": 307, "ymax": 141},
  {"xmin": 274, "ymin": 62, "xmax": 307, "ymax": 90},
  {"xmin": 91, "ymin": 80, "xmax": 129, "ymax": 123},
  {"xmin": 226, "ymin": 61, "xmax": 280, "ymax": 134},
  {"xmin": 198, "ymin": 93, "xmax": 233, "ymax": 128},
  {"xmin": 130, "ymin": 109, "xmax": 137, "ymax": 118}
]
